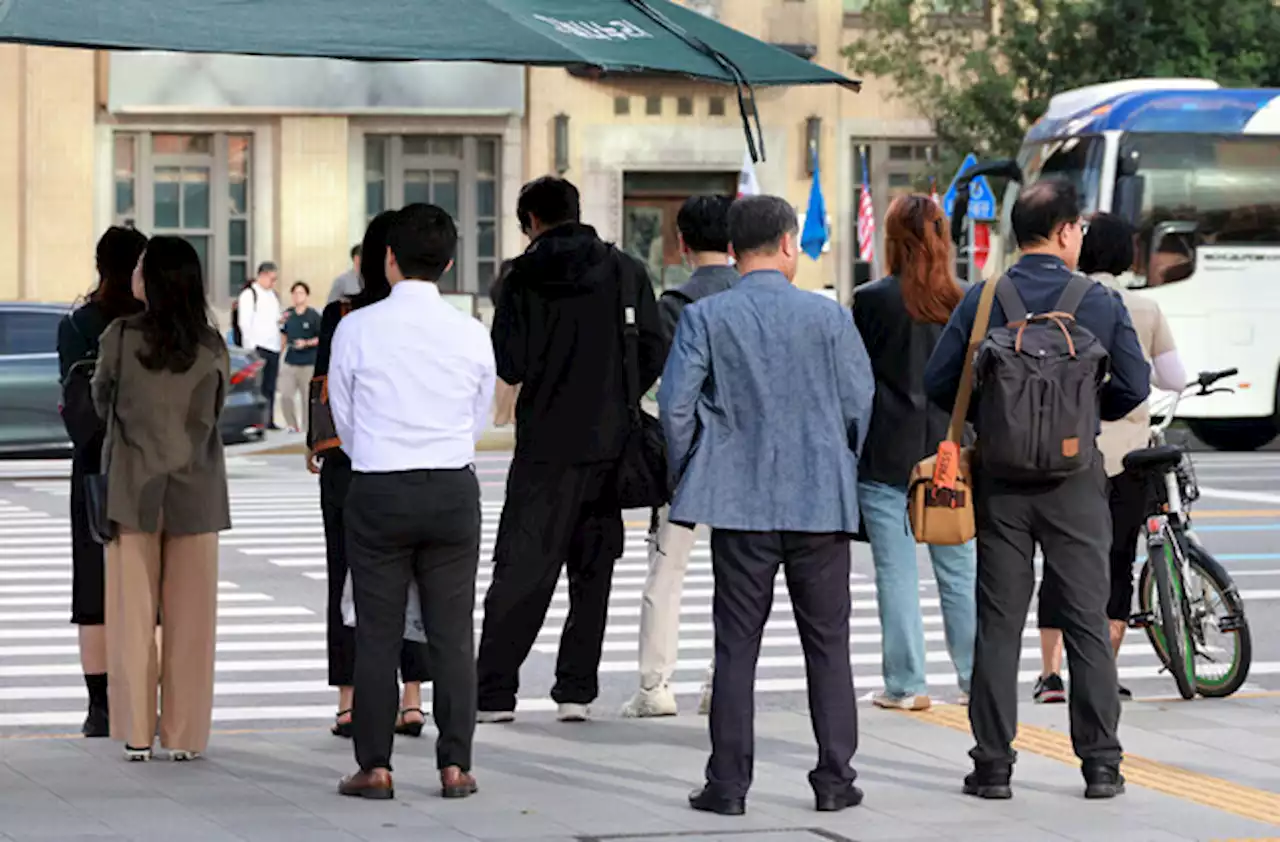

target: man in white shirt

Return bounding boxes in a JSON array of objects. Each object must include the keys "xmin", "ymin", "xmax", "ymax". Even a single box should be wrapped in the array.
[
  {"xmin": 328, "ymin": 204, "xmax": 496, "ymax": 801},
  {"xmin": 237, "ymin": 262, "xmax": 283, "ymax": 429}
]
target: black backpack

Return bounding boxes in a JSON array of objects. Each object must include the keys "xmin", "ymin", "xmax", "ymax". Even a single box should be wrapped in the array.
[
  {"xmin": 973, "ymin": 274, "xmax": 1110, "ymax": 482},
  {"xmin": 59, "ymin": 315, "xmax": 104, "ymax": 451},
  {"xmin": 231, "ymin": 282, "xmax": 257, "ymax": 348}
]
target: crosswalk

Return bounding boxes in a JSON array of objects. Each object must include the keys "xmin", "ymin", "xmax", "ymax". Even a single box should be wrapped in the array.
[{"xmin": 0, "ymin": 453, "xmax": 1277, "ymax": 732}]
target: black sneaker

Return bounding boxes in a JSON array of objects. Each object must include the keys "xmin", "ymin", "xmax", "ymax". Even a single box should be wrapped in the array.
[
  {"xmin": 1033, "ymin": 674, "xmax": 1066, "ymax": 704},
  {"xmin": 1118, "ymin": 685, "xmax": 1133, "ymax": 701},
  {"xmin": 1083, "ymin": 763, "xmax": 1126, "ymax": 799},
  {"xmin": 963, "ymin": 767, "xmax": 1012, "ymax": 800},
  {"xmin": 82, "ymin": 703, "xmax": 109, "ymax": 738}
]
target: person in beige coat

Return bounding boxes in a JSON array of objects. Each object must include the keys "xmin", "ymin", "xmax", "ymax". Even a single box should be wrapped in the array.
[{"xmin": 93, "ymin": 235, "xmax": 232, "ymax": 762}]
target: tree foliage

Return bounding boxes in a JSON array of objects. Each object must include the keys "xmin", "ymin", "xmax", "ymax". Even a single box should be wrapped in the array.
[{"xmin": 844, "ymin": 0, "xmax": 1280, "ymax": 178}]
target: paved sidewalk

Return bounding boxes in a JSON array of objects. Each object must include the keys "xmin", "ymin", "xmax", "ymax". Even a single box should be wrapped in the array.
[{"xmin": 1, "ymin": 700, "xmax": 1277, "ymax": 841}]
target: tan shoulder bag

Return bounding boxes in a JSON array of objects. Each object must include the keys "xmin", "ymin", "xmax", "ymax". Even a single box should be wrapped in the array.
[{"xmin": 907, "ymin": 278, "xmax": 998, "ymax": 546}]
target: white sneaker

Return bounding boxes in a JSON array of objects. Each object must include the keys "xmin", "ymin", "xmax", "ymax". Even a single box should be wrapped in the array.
[
  {"xmin": 697, "ymin": 679, "xmax": 713, "ymax": 715},
  {"xmin": 871, "ymin": 693, "xmax": 932, "ymax": 711},
  {"xmin": 556, "ymin": 703, "xmax": 590, "ymax": 722},
  {"xmin": 170, "ymin": 749, "xmax": 200, "ymax": 762},
  {"xmin": 477, "ymin": 710, "xmax": 515, "ymax": 724},
  {"xmin": 957, "ymin": 692, "xmax": 970, "ymax": 706},
  {"xmin": 620, "ymin": 686, "xmax": 678, "ymax": 718}
]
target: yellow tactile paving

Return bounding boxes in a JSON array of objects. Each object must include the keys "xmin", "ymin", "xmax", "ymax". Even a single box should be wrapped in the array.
[
  {"xmin": 1195, "ymin": 509, "xmax": 1280, "ymax": 518},
  {"xmin": 915, "ymin": 704, "xmax": 1280, "ymax": 827}
]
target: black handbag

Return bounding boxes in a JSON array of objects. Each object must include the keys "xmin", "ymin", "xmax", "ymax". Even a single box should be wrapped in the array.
[
  {"xmin": 614, "ymin": 253, "xmax": 669, "ymax": 510},
  {"xmin": 85, "ymin": 324, "xmax": 124, "ymax": 546}
]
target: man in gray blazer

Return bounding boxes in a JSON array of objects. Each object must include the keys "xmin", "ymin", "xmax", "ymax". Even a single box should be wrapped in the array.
[{"xmin": 658, "ymin": 195, "xmax": 874, "ymax": 816}]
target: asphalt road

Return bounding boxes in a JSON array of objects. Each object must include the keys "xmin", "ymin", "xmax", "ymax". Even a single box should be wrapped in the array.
[{"xmin": 0, "ymin": 448, "xmax": 1276, "ymax": 736}]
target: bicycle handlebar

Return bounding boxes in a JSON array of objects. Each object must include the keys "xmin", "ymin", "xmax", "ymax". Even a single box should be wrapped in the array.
[
  {"xmin": 1150, "ymin": 368, "xmax": 1239, "ymax": 437},
  {"xmin": 1195, "ymin": 368, "xmax": 1238, "ymax": 391}
]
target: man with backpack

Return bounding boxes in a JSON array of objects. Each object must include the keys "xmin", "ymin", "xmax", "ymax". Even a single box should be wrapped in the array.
[
  {"xmin": 622, "ymin": 194, "xmax": 737, "ymax": 719},
  {"xmin": 237, "ymin": 262, "xmax": 283, "ymax": 429},
  {"xmin": 924, "ymin": 179, "xmax": 1149, "ymax": 801}
]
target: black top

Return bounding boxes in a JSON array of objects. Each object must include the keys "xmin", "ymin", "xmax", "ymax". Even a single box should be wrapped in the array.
[
  {"xmin": 492, "ymin": 222, "xmax": 667, "ymax": 464},
  {"xmin": 282, "ymin": 306, "xmax": 321, "ymax": 366},
  {"xmin": 56, "ymin": 301, "xmax": 111, "ymax": 380},
  {"xmin": 853, "ymin": 276, "xmax": 963, "ymax": 486},
  {"xmin": 309, "ymin": 300, "xmax": 350, "ymax": 467}
]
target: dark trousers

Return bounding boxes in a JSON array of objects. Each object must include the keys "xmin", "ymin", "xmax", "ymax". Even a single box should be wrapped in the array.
[
  {"xmin": 707, "ymin": 530, "xmax": 857, "ymax": 800},
  {"xmin": 258, "ymin": 347, "xmax": 280, "ymax": 427},
  {"xmin": 320, "ymin": 454, "xmax": 430, "ymax": 687},
  {"xmin": 970, "ymin": 455, "xmax": 1122, "ymax": 770},
  {"xmin": 476, "ymin": 460, "xmax": 623, "ymax": 711},
  {"xmin": 345, "ymin": 468, "xmax": 480, "ymax": 772}
]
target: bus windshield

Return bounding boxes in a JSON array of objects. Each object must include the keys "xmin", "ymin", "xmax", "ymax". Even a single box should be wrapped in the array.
[{"xmin": 1019, "ymin": 135, "xmax": 1106, "ymax": 213}]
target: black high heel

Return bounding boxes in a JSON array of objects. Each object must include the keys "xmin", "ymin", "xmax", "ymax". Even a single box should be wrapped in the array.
[
  {"xmin": 331, "ymin": 709, "xmax": 353, "ymax": 739},
  {"xmin": 395, "ymin": 708, "xmax": 425, "ymax": 738}
]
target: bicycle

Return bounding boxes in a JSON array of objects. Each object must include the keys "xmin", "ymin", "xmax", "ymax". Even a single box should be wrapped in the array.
[{"xmin": 1124, "ymin": 368, "xmax": 1252, "ymax": 700}]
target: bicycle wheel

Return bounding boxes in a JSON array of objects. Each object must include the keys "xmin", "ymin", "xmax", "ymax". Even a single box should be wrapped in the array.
[
  {"xmin": 1140, "ymin": 538, "xmax": 1196, "ymax": 699},
  {"xmin": 1140, "ymin": 544, "xmax": 1252, "ymax": 698}
]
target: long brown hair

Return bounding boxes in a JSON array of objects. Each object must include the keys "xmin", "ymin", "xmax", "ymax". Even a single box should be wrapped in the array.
[{"xmin": 884, "ymin": 194, "xmax": 962, "ymax": 325}]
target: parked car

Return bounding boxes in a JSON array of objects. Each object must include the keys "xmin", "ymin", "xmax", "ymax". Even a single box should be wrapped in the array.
[{"xmin": 0, "ymin": 302, "xmax": 269, "ymax": 455}]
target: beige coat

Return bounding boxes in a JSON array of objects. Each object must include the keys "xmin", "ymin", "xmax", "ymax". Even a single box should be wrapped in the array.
[{"xmin": 92, "ymin": 317, "xmax": 231, "ymax": 535}]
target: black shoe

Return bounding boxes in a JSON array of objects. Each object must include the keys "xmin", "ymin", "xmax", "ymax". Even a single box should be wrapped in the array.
[
  {"xmin": 82, "ymin": 703, "xmax": 109, "ymax": 738},
  {"xmin": 1083, "ymin": 764, "xmax": 1126, "ymax": 799},
  {"xmin": 963, "ymin": 768, "xmax": 1012, "ymax": 800},
  {"xmin": 1118, "ymin": 685, "xmax": 1133, "ymax": 701},
  {"xmin": 688, "ymin": 785, "xmax": 745, "ymax": 816},
  {"xmin": 1033, "ymin": 674, "xmax": 1066, "ymax": 704},
  {"xmin": 815, "ymin": 784, "xmax": 864, "ymax": 812}
]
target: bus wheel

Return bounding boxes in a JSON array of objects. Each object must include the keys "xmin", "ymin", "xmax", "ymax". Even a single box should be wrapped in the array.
[{"xmin": 1188, "ymin": 419, "xmax": 1279, "ymax": 452}]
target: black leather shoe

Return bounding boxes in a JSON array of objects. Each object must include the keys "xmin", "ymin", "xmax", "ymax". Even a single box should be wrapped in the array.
[
  {"xmin": 963, "ymin": 768, "xmax": 1012, "ymax": 800},
  {"xmin": 1083, "ymin": 764, "xmax": 1125, "ymax": 799},
  {"xmin": 815, "ymin": 784, "xmax": 864, "ymax": 812},
  {"xmin": 688, "ymin": 785, "xmax": 745, "ymax": 816},
  {"xmin": 82, "ymin": 704, "xmax": 109, "ymax": 739}
]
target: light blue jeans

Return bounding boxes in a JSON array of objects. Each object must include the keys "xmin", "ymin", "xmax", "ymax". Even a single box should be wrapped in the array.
[{"xmin": 858, "ymin": 480, "xmax": 976, "ymax": 698}]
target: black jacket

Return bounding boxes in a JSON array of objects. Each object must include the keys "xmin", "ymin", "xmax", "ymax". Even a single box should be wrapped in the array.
[
  {"xmin": 657, "ymin": 264, "xmax": 739, "ymax": 344},
  {"xmin": 492, "ymin": 223, "xmax": 666, "ymax": 465},
  {"xmin": 853, "ymin": 276, "xmax": 965, "ymax": 486}
]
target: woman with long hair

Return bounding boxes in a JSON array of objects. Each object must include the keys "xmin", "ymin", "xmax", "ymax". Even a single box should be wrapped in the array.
[
  {"xmin": 93, "ymin": 236, "xmax": 231, "ymax": 761},
  {"xmin": 852, "ymin": 194, "xmax": 976, "ymax": 711},
  {"xmin": 311, "ymin": 211, "xmax": 432, "ymax": 739},
  {"xmin": 56, "ymin": 226, "xmax": 148, "ymax": 737}
]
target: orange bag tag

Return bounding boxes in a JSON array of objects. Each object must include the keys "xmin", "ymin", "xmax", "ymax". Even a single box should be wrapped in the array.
[{"xmin": 933, "ymin": 440, "xmax": 961, "ymax": 492}]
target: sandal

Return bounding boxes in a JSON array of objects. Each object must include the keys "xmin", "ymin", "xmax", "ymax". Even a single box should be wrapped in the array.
[
  {"xmin": 395, "ymin": 708, "xmax": 426, "ymax": 738},
  {"xmin": 331, "ymin": 709, "xmax": 353, "ymax": 739}
]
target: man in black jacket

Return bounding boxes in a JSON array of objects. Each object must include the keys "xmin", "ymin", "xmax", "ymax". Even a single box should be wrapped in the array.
[{"xmin": 478, "ymin": 177, "xmax": 666, "ymax": 723}]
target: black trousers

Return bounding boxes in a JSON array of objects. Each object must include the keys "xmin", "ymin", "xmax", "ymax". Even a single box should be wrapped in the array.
[
  {"xmin": 320, "ymin": 453, "xmax": 430, "ymax": 687},
  {"xmin": 707, "ymin": 530, "xmax": 857, "ymax": 800},
  {"xmin": 476, "ymin": 460, "xmax": 623, "ymax": 712},
  {"xmin": 70, "ymin": 438, "xmax": 105, "ymax": 626},
  {"xmin": 345, "ymin": 468, "xmax": 481, "ymax": 772},
  {"xmin": 258, "ymin": 347, "xmax": 280, "ymax": 427},
  {"xmin": 970, "ymin": 455, "xmax": 1122, "ymax": 770}
]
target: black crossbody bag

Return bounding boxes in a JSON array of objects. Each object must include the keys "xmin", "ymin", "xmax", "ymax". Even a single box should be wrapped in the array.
[{"xmin": 614, "ymin": 252, "xmax": 669, "ymax": 510}]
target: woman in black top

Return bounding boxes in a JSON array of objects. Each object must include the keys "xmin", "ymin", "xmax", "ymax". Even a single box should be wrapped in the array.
[
  {"xmin": 311, "ymin": 210, "xmax": 431, "ymax": 738},
  {"xmin": 56, "ymin": 226, "xmax": 147, "ymax": 737}
]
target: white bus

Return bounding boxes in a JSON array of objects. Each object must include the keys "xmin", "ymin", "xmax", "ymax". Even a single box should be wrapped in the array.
[{"xmin": 954, "ymin": 79, "xmax": 1280, "ymax": 450}]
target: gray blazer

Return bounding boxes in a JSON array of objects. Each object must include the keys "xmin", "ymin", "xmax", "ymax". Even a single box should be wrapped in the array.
[
  {"xmin": 93, "ymin": 317, "xmax": 232, "ymax": 536},
  {"xmin": 657, "ymin": 270, "xmax": 875, "ymax": 533}
]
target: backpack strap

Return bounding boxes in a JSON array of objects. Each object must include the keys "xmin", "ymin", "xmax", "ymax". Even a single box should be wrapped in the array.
[
  {"xmin": 994, "ymin": 275, "xmax": 1029, "ymax": 326},
  {"xmin": 1052, "ymin": 273, "xmax": 1093, "ymax": 317},
  {"xmin": 946, "ymin": 277, "xmax": 1000, "ymax": 444}
]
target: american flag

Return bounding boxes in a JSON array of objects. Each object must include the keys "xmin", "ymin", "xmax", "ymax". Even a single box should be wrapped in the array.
[{"xmin": 857, "ymin": 149, "xmax": 876, "ymax": 265}]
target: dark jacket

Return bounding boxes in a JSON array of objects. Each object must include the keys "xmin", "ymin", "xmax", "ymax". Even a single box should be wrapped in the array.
[
  {"xmin": 657, "ymin": 264, "xmax": 739, "ymax": 343},
  {"xmin": 853, "ymin": 275, "xmax": 966, "ymax": 487},
  {"xmin": 924, "ymin": 253, "xmax": 1149, "ymax": 425},
  {"xmin": 492, "ymin": 223, "xmax": 666, "ymax": 465}
]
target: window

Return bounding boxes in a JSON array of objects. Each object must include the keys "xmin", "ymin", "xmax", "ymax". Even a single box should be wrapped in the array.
[
  {"xmin": 364, "ymin": 135, "xmax": 501, "ymax": 294},
  {"xmin": 112, "ymin": 132, "xmax": 254, "ymax": 303},
  {"xmin": 677, "ymin": 96, "xmax": 694, "ymax": 117},
  {"xmin": 709, "ymin": 96, "xmax": 726, "ymax": 117},
  {"xmin": 0, "ymin": 311, "xmax": 61, "ymax": 356},
  {"xmin": 852, "ymin": 139, "xmax": 940, "ymax": 285},
  {"xmin": 614, "ymin": 96, "xmax": 631, "ymax": 116},
  {"xmin": 646, "ymin": 96, "xmax": 662, "ymax": 116}
]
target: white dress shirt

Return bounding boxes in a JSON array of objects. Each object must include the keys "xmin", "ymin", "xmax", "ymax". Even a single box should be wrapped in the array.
[
  {"xmin": 328, "ymin": 280, "xmax": 496, "ymax": 473},
  {"xmin": 237, "ymin": 282, "xmax": 282, "ymax": 353}
]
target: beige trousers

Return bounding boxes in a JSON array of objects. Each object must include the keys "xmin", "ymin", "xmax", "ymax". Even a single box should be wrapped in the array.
[
  {"xmin": 277, "ymin": 362, "xmax": 314, "ymax": 432},
  {"xmin": 106, "ymin": 528, "xmax": 219, "ymax": 753},
  {"xmin": 637, "ymin": 506, "xmax": 701, "ymax": 689}
]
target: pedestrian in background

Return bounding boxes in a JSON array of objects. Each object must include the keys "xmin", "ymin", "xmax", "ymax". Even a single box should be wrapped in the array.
[
  {"xmin": 56, "ymin": 225, "xmax": 147, "ymax": 738},
  {"xmin": 661, "ymin": 195, "xmax": 873, "ymax": 816},
  {"xmin": 477, "ymin": 177, "xmax": 665, "ymax": 724},
  {"xmin": 328, "ymin": 244, "xmax": 363, "ymax": 304},
  {"xmin": 621, "ymin": 194, "xmax": 737, "ymax": 720},
  {"xmin": 329, "ymin": 204, "xmax": 494, "ymax": 800},
  {"xmin": 853, "ymin": 195, "xmax": 976, "ymax": 712},
  {"xmin": 237, "ymin": 262, "xmax": 283, "ymax": 429},
  {"xmin": 310, "ymin": 211, "xmax": 433, "ymax": 741},
  {"xmin": 94, "ymin": 236, "xmax": 231, "ymax": 762},
  {"xmin": 1035, "ymin": 212, "xmax": 1186, "ymax": 703},
  {"xmin": 278, "ymin": 281, "xmax": 321, "ymax": 434}
]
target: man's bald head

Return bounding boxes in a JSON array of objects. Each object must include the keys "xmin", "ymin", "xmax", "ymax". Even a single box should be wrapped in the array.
[{"xmin": 1011, "ymin": 179, "xmax": 1084, "ymax": 269}]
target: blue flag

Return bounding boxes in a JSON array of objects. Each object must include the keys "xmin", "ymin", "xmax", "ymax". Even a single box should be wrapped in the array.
[{"xmin": 801, "ymin": 158, "xmax": 828, "ymax": 261}]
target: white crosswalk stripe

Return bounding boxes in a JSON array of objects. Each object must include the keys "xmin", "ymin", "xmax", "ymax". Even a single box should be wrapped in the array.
[{"xmin": 0, "ymin": 455, "xmax": 1273, "ymax": 731}]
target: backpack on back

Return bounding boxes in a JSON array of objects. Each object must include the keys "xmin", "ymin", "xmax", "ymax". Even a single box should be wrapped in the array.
[
  {"xmin": 974, "ymin": 274, "xmax": 1109, "ymax": 482},
  {"xmin": 231, "ymin": 283, "xmax": 257, "ymax": 348},
  {"xmin": 59, "ymin": 314, "xmax": 104, "ymax": 451}
]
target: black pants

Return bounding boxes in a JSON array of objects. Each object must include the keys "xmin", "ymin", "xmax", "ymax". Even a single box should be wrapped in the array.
[
  {"xmin": 320, "ymin": 453, "xmax": 430, "ymax": 687},
  {"xmin": 970, "ymin": 456, "xmax": 1122, "ymax": 770},
  {"xmin": 258, "ymin": 347, "xmax": 280, "ymax": 427},
  {"xmin": 476, "ymin": 460, "xmax": 623, "ymax": 712},
  {"xmin": 345, "ymin": 468, "xmax": 480, "ymax": 772},
  {"xmin": 70, "ymin": 439, "xmax": 105, "ymax": 626},
  {"xmin": 1038, "ymin": 468, "xmax": 1149, "ymax": 627},
  {"xmin": 707, "ymin": 530, "xmax": 857, "ymax": 800}
]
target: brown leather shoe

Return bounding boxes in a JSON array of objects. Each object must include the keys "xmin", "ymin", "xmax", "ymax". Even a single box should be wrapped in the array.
[
  {"xmin": 440, "ymin": 766, "xmax": 477, "ymax": 799},
  {"xmin": 338, "ymin": 767, "xmax": 394, "ymax": 800}
]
